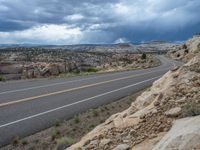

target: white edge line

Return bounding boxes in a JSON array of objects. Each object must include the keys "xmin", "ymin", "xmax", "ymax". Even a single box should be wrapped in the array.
[
  {"xmin": 0, "ymin": 76, "xmax": 160, "ymax": 128},
  {"xmin": 0, "ymin": 68, "xmax": 168, "ymax": 95}
]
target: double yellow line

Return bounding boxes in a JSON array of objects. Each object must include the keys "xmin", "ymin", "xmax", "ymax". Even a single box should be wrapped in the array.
[{"xmin": 0, "ymin": 69, "xmax": 166, "ymax": 108}]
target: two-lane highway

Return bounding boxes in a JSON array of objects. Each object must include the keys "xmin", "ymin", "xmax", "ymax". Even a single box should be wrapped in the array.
[{"xmin": 0, "ymin": 56, "xmax": 182, "ymax": 147}]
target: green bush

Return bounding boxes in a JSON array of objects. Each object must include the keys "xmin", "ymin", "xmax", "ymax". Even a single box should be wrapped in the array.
[
  {"xmin": 141, "ymin": 53, "xmax": 147, "ymax": 59},
  {"xmin": 92, "ymin": 109, "xmax": 99, "ymax": 117},
  {"xmin": 11, "ymin": 136, "xmax": 19, "ymax": 146},
  {"xmin": 182, "ymin": 44, "xmax": 187, "ymax": 49},
  {"xmin": 74, "ymin": 116, "xmax": 80, "ymax": 124},
  {"xmin": 21, "ymin": 140, "xmax": 28, "ymax": 145},
  {"xmin": 51, "ymin": 129, "xmax": 61, "ymax": 141},
  {"xmin": 127, "ymin": 60, "xmax": 133, "ymax": 64},
  {"xmin": 184, "ymin": 49, "xmax": 189, "ymax": 53},
  {"xmin": 0, "ymin": 75, "xmax": 5, "ymax": 81},
  {"xmin": 54, "ymin": 120, "xmax": 61, "ymax": 127},
  {"xmin": 55, "ymin": 137, "xmax": 76, "ymax": 150},
  {"xmin": 87, "ymin": 67, "xmax": 98, "ymax": 73}
]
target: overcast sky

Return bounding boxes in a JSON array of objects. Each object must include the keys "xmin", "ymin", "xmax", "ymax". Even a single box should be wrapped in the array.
[{"xmin": 0, "ymin": 0, "xmax": 200, "ymax": 44}]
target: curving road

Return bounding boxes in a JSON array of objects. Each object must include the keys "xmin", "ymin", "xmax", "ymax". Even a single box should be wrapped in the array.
[{"xmin": 0, "ymin": 55, "xmax": 182, "ymax": 147}]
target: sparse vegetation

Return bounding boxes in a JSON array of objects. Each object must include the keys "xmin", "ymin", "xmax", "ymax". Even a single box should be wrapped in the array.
[
  {"xmin": 0, "ymin": 75, "xmax": 5, "ymax": 81},
  {"xmin": 21, "ymin": 140, "xmax": 28, "ymax": 146},
  {"xmin": 141, "ymin": 53, "xmax": 147, "ymax": 59},
  {"xmin": 54, "ymin": 120, "xmax": 61, "ymax": 127},
  {"xmin": 74, "ymin": 116, "xmax": 80, "ymax": 124},
  {"xmin": 11, "ymin": 136, "xmax": 20, "ymax": 146},
  {"xmin": 86, "ymin": 67, "xmax": 98, "ymax": 73},
  {"xmin": 177, "ymin": 53, "xmax": 180, "ymax": 57},
  {"xmin": 127, "ymin": 60, "xmax": 133, "ymax": 64},
  {"xmin": 2, "ymin": 90, "xmax": 144, "ymax": 150},
  {"xmin": 55, "ymin": 137, "xmax": 76, "ymax": 150},
  {"xmin": 184, "ymin": 49, "xmax": 189, "ymax": 53},
  {"xmin": 0, "ymin": 47, "xmax": 160, "ymax": 81},
  {"xmin": 92, "ymin": 109, "xmax": 99, "ymax": 117},
  {"xmin": 51, "ymin": 129, "xmax": 61, "ymax": 141},
  {"xmin": 182, "ymin": 44, "xmax": 187, "ymax": 49},
  {"xmin": 195, "ymin": 32, "xmax": 200, "ymax": 36},
  {"xmin": 33, "ymin": 138, "xmax": 40, "ymax": 144}
]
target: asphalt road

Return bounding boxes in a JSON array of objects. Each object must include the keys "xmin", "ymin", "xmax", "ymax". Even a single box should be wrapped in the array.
[{"xmin": 0, "ymin": 55, "xmax": 183, "ymax": 147}]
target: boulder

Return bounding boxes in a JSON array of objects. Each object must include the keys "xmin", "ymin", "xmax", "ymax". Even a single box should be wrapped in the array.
[
  {"xmin": 153, "ymin": 116, "xmax": 200, "ymax": 150},
  {"xmin": 164, "ymin": 107, "xmax": 182, "ymax": 117},
  {"xmin": 112, "ymin": 144, "xmax": 130, "ymax": 150},
  {"xmin": 99, "ymin": 139, "xmax": 111, "ymax": 147}
]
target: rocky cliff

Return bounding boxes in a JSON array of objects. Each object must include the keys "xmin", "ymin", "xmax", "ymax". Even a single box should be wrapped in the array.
[{"xmin": 67, "ymin": 38, "xmax": 200, "ymax": 150}]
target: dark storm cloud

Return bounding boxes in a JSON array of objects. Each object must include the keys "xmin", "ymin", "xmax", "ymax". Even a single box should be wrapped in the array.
[
  {"xmin": 0, "ymin": 0, "xmax": 200, "ymax": 44},
  {"xmin": 0, "ymin": 0, "xmax": 118, "ymax": 31}
]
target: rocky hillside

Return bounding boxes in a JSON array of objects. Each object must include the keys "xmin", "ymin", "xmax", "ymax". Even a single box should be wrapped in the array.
[
  {"xmin": 0, "ymin": 50, "xmax": 159, "ymax": 80},
  {"xmin": 167, "ymin": 35, "xmax": 200, "ymax": 62},
  {"xmin": 67, "ymin": 40, "xmax": 200, "ymax": 149}
]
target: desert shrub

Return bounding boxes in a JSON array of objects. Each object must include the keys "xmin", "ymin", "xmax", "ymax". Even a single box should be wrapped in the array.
[
  {"xmin": 182, "ymin": 44, "xmax": 187, "ymax": 49},
  {"xmin": 21, "ymin": 140, "xmax": 28, "ymax": 145},
  {"xmin": 87, "ymin": 67, "xmax": 98, "ymax": 73},
  {"xmin": 141, "ymin": 53, "xmax": 147, "ymax": 59},
  {"xmin": 182, "ymin": 101, "xmax": 200, "ymax": 117},
  {"xmin": 54, "ymin": 120, "xmax": 61, "ymax": 127},
  {"xmin": 89, "ymin": 124, "xmax": 95, "ymax": 129},
  {"xmin": 127, "ymin": 60, "xmax": 133, "ymax": 64},
  {"xmin": 0, "ymin": 75, "xmax": 5, "ymax": 81},
  {"xmin": 55, "ymin": 137, "xmax": 76, "ymax": 150},
  {"xmin": 198, "ymin": 43, "xmax": 200, "ymax": 49},
  {"xmin": 176, "ymin": 53, "xmax": 180, "ymax": 57},
  {"xmin": 184, "ymin": 49, "xmax": 189, "ymax": 53},
  {"xmin": 33, "ymin": 139, "xmax": 40, "ymax": 143},
  {"xmin": 51, "ymin": 129, "xmax": 61, "ymax": 141},
  {"xmin": 11, "ymin": 136, "xmax": 19, "ymax": 146},
  {"xmin": 196, "ymin": 32, "xmax": 200, "ymax": 36},
  {"xmin": 100, "ymin": 108, "xmax": 105, "ymax": 112},
  {"xmin": 92, "ymin": 109, "xmax": 99, "ymax": 117},
  {"xmin": 74, "ymin": 116, "xmax": 80, "ymax": 124}
]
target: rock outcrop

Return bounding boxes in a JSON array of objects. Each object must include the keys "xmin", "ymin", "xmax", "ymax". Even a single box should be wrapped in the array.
[
  {"xmin": 167, "ymin": 35, "xmax": 200, "ymax": 62},
  {"xmin": 153, "ymin": 116, "xmax": 200, "ymax": 150},
  {"xmin": 67, "ymin": 46, "xmax": 200, "ymax": 149},
  {"xmin": 0, "ymin": 53, "xmax": 160, "ymax": 80}
]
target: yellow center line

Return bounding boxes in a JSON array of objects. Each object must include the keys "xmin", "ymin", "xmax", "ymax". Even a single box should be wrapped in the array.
[{"xmin": 0, "ymin": 69, "xmax": 166, "ymax": 107}]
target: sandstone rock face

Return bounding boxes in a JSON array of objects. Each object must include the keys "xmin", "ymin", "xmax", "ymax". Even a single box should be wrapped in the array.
[
  {"xmin": 67, "ymin": 53, "xmax": 200, "ymax": 150},
  {"xmin": 0, "ymin": 62, "xmax": 23, "ymax": 80},
  {"xmin": 167, "ymin": 35, "xmax": 200, "ymax": 62},
  {"xmin": 153, "ymin": 116, "xmax": 200, "ymax": 150},
  {"xmin": 1, "ymin": 52, "xmax": 160, "ymax": 80},
  {"xmin": 0, "ymin": 63, "xmax": 23, "ymax": 74}
]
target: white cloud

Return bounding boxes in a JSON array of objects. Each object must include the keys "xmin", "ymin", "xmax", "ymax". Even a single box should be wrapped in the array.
[
  {"xmin": 114, "ymin": 37, "xmax": 130, "ymax": 43},
  {"xmin": 0, "ymin": 24, "xmax": 83, "ymax": 44},
  {"xmin": 0, "ymin": 5, "xmax": 8, "ymax": 11},
  {"xmin": 0, "ymin": 0, "xmax": 200, "ymax": 44},
  {"xmin": 64, "ymin": 14, "xmax": 85, "ymax": 21}
]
